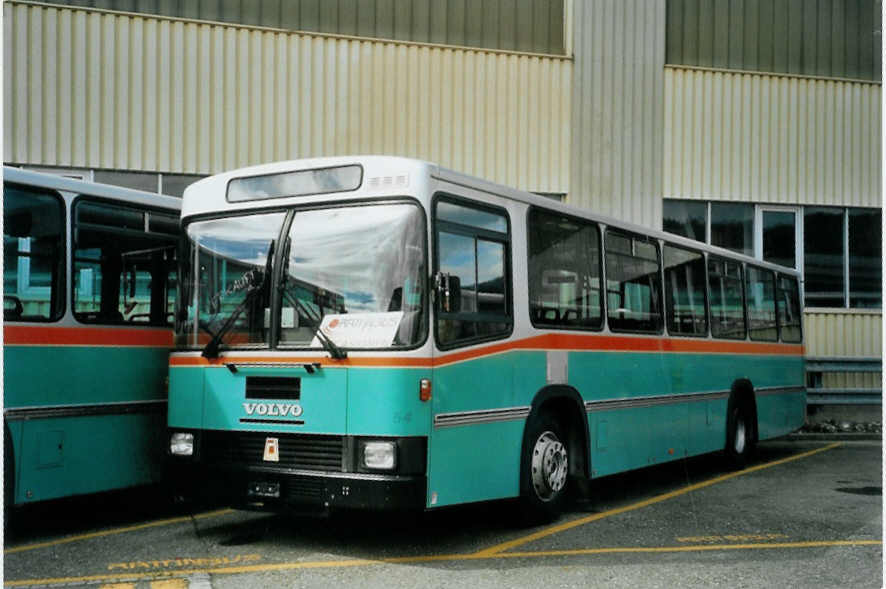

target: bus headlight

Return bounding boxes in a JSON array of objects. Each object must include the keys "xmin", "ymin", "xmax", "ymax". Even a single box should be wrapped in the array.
[
  {"xmin": 362, "ymin": 441, "xmax": 396, "ymax": 470},
  {"xmin": 170, "ymin": 432, "xmax": 194, "ymax": 456}
]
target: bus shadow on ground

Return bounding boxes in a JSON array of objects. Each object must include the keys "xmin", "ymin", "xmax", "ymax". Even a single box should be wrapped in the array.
[
  {"xmin": 5, "ymin": 441, "xmax": 806, "ymax": 554},
  {"xmin": 197, "ymin": 443, "xmax": 806, "ymax": 559}
]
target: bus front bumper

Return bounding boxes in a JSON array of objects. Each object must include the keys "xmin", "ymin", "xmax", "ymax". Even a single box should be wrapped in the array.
[{"xmin": 171, "ymin": 463, "xmax": 427, "ymax": 512}]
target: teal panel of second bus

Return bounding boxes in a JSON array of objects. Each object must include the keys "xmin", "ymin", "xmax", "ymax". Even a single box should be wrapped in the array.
[
  {"xmin": 4, "ymin": 345, "xmax": 169, "ymax": 407},
  {"xmin": 13, "ymin": 412, "xmax": 166, "ymax": 504}
]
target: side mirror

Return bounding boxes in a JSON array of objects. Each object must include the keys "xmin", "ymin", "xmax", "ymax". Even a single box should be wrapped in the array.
[{"xmin": 434, "ymin": 272, "xmax": 461, "ymax": 314}]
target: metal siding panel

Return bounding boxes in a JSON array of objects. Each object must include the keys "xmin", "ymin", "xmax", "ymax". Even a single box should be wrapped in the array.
[
  {"xmin": 447, "ymin": 0, "xmax": 465, "ymax": 46},
  {"xmin": 483, "ymin": 0, "xmax": 501, "ymax": 50},
  {"xmin": 129, "ymin": 16, "xmax": 143, "ymax": 169},
  {"xmin": 804, "ymin": 311, "xmax": 883, "ymax": 360},
  {"xmin": 570, "ymin": 0, "xmax": 664, "ymax": 227},
  {"xmin": 6, "ymin": 4, "xmax": 569, "ymax": 192},
  {"xmin": 711, "ymin": 0, "xmax": 729, "ymax": 68},
  {"xmin": 663, "ymin": 67, "xmax": 881, "ymax": 208}
]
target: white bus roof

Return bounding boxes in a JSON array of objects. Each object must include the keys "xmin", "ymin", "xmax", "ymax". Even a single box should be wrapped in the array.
[
  {"xmin": 181, "ymin": 156, "xmax": 799, "ymax": 277},
  {"xmin": 4, "ymin": 166, "xmax": 181, "ymax": 211}
]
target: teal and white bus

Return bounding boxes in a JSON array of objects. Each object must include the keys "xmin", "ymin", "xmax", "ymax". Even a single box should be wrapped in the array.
[
  {"xmin": 167, "ymin": 156, "xmax": 805, "ymax": 519},
  {"xmin": 4, "ymin": 167, "xmax": 180, "ymax": 508}
]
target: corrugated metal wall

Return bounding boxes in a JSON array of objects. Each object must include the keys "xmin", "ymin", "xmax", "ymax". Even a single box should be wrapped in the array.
[
  {"xmin": 570, "ymin": 0, "xmax": 666, "ymax": 229},
  {"xmin": 805, "ymin": 311, "xmax": 883, "ymax": 388},
  {"xmin": 666, "ymin": 0, "xmax": 882, "ymax": 82},
  {"xmin": 3, "ymin": 2, "xmax": 571, "ymax": 193},
  {"xmin": 663, "ymin": 66, "xmax": 882, "ymax": 207},
  {"xmin": 49, "ymin": 0, "xmax": 567, "ymax": 55}
]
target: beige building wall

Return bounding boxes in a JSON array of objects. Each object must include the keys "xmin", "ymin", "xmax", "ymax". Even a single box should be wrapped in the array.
[
  {"xmin": 664, "ymin": 66, "xmax": 881, "ymax": 208},
  {"xmin": 569, "ymin": 0, "xmax": 666, "ymax": 228},
  {"xmin": 3, "ymin": 1, "xmax": 571, "ymax": 193}
]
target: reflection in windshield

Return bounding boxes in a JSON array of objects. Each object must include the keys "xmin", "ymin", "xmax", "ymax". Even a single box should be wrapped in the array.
[
  {"xmin": 176, "ymin": 212, "xmax": 285, "ymax": 348},
  {"xmin": 280, "ymin": 203, "xmax": 425, "ymax": 349},
  {"xmin": 176, "ymin": 203, "xmax": 426, "ymax": 351}
]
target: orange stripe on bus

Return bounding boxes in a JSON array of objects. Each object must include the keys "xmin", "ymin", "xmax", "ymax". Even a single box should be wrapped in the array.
[
  {"xmin": 4, "ymin": 325, "xmax": 174, "ymax": 347},
  {"xmin": 168, "ymin": 333, "xmax": 803, "ymax": 368}
]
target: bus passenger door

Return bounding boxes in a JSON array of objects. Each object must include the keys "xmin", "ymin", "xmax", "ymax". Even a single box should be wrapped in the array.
[{"xmin": 426, "ymin": 195, "xmax": 518, "ymax": 508}]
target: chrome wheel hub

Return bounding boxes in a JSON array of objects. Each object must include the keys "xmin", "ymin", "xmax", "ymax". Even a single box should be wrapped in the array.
[{"xmin": 531, "ymin": 431, "xmax": 568, "ymax": 501}]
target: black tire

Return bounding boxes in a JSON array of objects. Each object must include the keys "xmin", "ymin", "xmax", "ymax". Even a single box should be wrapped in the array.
[
  {"xmin": 519, "ymin": 413, "xmax": 570, "ymax": 523},
  {"xmin": 725, "ymin": 401, "xmax": 756, "ymax": 469}
]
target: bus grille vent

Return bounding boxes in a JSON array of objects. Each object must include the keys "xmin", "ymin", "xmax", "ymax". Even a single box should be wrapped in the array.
[
  {"xmin": 245, "ymin": 376, "xmax": 300, "ymax": 400},
  {"xmin": 202, "ymin": 431, "xmax": 343, "ymax": 472}
]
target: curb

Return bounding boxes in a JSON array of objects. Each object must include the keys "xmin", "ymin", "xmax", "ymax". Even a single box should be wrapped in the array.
[{"xmin": 785, "ymin": 433, "xmax": 882, "ymax": 442}]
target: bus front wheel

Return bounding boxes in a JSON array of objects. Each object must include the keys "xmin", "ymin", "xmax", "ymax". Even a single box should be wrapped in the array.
[{"xmin": 520, "ymin": 413, "xmax": 569, "ymax": 522}]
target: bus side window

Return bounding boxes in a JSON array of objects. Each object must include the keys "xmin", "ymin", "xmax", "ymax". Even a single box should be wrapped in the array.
[
  {"xmin": 435, "ymin": 197, "xmax": 511, "ymax": 347},
  {"xmin": 73, "ymin": 199, "xmax": 178, "ymax": 326},
  {"xmin": 527, "ymin": 207, "xmax": 602, "ymax": 329},
  {"xmin": 663, "ymin": 245, "xmax": 708, "ymax": 337},
  {"xmin": 745, "ymin": 266, "xmax": 778, "ymax": 342},
  {"xmin": 708, "ymin": 257, "xmax": 746, "ymax": 339},
  {"xmin": 777, "ymin": 274, "xmax": 803, "ymax": 343},
  {"xmin": 3, "ymin": 183, "xmax": 65, "ymax": 322},
  {"xmin": 605, "ymin": 230, "xmax": 662, "ymax": 333}
]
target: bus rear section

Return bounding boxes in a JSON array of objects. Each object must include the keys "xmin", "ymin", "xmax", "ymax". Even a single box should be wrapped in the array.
[{"xmin": 3, "ymin": 168, "xmax": 179, "ymax": 507}]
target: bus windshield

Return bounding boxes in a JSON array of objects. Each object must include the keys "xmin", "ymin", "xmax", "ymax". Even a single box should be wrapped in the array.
[{"xmin": 177, "ymin": 202, "xmax": 426, "ymax": 351}]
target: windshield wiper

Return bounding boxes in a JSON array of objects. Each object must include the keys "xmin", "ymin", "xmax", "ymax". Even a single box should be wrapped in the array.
[
  {"xmin": 201, "ymin": 242, "xmax": 275, "ymax": 359},
  {"xmin": 283, "ymin": 290, "xmax": 347, "ymax": 360}
]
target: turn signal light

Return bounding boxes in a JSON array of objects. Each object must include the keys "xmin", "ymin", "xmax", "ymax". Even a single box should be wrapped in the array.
[{"xmin": 419, "ymin": 378, "xmax": 432, "ymax": 402}]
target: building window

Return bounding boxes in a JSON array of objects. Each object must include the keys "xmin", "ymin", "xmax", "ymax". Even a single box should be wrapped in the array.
[
  {"xmin": 849, "ymin": 208, "xmax": 882, "ymax": 309},
  {"xmin": 663, "ymin": 200, "xmax": 706, "ymax": 242},
  {"xmin": 711, "ymin": 203, "xmax": 754, "ymax": 257},
  {"xmin": 804, "ymin": 207, "xmax": 845, "ymax": 307},
  {"xmin": 664, "ymin": 199, "xmax": 881, "ymax": 310}
]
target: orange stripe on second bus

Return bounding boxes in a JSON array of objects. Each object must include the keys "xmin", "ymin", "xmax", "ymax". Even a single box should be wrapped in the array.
[
  {"xmin": 4, "ymin": 325, "xmax": 174, "ymax": 347},
  {"xmin": 168, "ymin": 333, "xmax": 803, "ymax": 369}
]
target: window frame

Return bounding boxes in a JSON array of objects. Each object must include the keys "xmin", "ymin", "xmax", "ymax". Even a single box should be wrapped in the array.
[
  {"xmin": 707, "ymin": 254, "xmax": 748, "ymax": 341},
  {"xmin": 71, "ymin": 195, "xmax": 179, "ymax": 327},
  {"xmin": 662, "ymin": 243, "xmax": 709, "ymax": 338},
  {"xmin": 603, "ymin": 228, "xmax": 664, "ymax": 335},
  {"xmin": 744, "ymin": 264, "xmax": 779, "ymax": 342},
  {"xmin": 432, "ymin": 192, "xmax": 514, "ymax": 350},
  {"xmin": 3, "ymin": 182, "xmax": 67, "ymax": 323},
  {"xmin": 526, "ymin": 205, "xmax": 604, "ymax": 332},
  {"xmin": 776, "ymin": 272, "xmax": 804, "ymax": 344}
]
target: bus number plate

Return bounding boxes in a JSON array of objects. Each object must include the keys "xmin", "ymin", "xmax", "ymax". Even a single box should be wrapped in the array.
[{"xmin": 248, "ymin": 481, "xmax": 280, "ymax": 498}]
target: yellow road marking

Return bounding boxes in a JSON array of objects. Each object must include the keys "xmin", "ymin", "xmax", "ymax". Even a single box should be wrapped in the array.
[
  {"xmin": 4, "ymin": 509, "xmax": 235, "ymax": 555},
  {"xmin": 149, "ymin": 579, "xmax": 188, "ymax": 589},
  {"xmin": 474, "ymin": 442, "xmax": 842, "ymax": 556},
  {"xmin": 4, "ymin": 538, "xmax": 880, "ymax": 587}
]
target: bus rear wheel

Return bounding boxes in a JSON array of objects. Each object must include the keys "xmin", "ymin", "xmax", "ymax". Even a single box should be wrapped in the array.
[
  {"xmin": 520, "ymin": 413, "xmax": 569, "ymax": 522},
  {"xmin": 725, "ymin": 403, "xmax": 755, "ymax": 469}
]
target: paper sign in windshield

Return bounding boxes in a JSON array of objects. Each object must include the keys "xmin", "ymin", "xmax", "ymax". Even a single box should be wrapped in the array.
[{"xmin": 312, "ymin": 312, "xmax": 404, "ymax": 348}]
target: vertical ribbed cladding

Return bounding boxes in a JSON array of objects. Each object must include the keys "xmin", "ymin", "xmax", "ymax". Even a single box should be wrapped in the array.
[
  {"xmin": 805, "ymin": 310, "xmax": 883, "ymax": 390},
  {"xmin": 3, "ymin": 2, "xmax": 571, "ymax": 196},
  {"xmin": 663, "ymin": 67, "xmax": 881, "ymax": 208}
]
